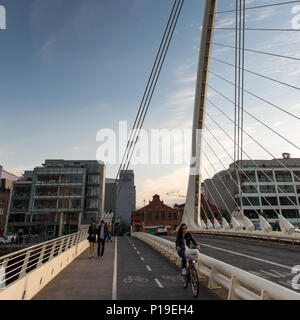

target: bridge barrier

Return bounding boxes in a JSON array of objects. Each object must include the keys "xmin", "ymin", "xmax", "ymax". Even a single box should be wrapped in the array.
[
  {"xmin": 0, "ymin": 229, "xmax": 89, "ymax": 300},
  {"xmin": 133, "ymin": 232, "xmax": 300, "ymax": 300},
  {"xmin": 185, "ymin": 229, "xmax": 300, "ymax": 246}
]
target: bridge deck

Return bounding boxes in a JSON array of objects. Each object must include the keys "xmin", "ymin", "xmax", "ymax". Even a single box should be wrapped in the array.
[{"xmin": 33, "ymin": 236, "xmax": 219, "ymax": 300}]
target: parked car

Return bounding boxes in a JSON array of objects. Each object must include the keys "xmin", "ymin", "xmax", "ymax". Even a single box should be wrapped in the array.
[
  {"xmin": 253, "ymin": 222, "xmax": 261, "ymax": 231},
  {"xmin": 294, "ymin": 228, "xmax": 300, "ymax": 233},
  {"xmin": 156, "ymin": 226, "xmax": 168, "ymax": 236}
]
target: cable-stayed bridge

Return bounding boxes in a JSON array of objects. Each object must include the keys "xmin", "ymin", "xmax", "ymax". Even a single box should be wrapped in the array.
[{"xmin": 1, "ymin": 0, "xmax": 300, "ymax": 300}]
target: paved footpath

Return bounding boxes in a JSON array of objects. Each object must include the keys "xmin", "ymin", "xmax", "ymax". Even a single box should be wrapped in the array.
[{"xmin": 33, "ymin": 236, "xmax": 219, "ymax": 300}]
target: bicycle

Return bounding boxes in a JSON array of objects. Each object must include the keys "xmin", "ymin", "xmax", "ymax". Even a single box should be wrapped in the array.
[{"xmin": 181, "ymin": 247, "xmax": 200, "ymax": 298}]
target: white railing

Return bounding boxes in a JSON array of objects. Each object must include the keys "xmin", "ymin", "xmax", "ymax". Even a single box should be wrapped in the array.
[
  {"xmin": 0, "ymin": 229, "xmax": 89, "ymax": 300},
  {"xmin": 133, "ymin": 232, "xmax": 300, "ymax": 300}
]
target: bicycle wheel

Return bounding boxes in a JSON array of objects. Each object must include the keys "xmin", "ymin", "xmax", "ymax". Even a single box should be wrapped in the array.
[
  {"xmin": 190, "ymin": 266, "xmax": 199, "ymax": 298},
  {"xmin": 182, "ymin": 274, "xmax": 188, "ymax": 288}
]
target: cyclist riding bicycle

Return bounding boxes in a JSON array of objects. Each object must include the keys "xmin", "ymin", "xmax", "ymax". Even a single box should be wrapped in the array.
[{"xmin": 176, "ymin": 224, "xmax": 200, "ymax": 276}]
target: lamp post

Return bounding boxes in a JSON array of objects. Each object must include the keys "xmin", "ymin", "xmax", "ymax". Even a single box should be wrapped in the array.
[{"xmin": 143, "ymin": 199, "xmax": 145, "ymax": 232}]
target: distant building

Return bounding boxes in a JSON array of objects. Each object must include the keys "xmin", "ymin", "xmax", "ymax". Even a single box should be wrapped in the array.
[
  {"xmin": 174, "ymin": 195, "xmax": 222, "ymax": 226},
  {"xmin": 0, "ymin": 166, "xmax": 19, "ymax": 236},
  {"xmin": 104, "ymin": 178, "xmax": 117, "ymax": 213},
  {"xmin": 7, "ymin": 160, "xmax": 105, "ymax": 237},
  {"xmin": 204, "ymin": 154, "xmax": 300, "ymax": 225},
  {"xmin": 115, "ymin": 170, "xmax": 136, "ymax": 225},
  {"xmin": 131, "ymin": 194, "xmax": 182, "ymax": 235}
]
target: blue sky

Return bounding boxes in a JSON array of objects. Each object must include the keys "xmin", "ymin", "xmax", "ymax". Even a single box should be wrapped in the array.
[{"xmin": 1, "ymin": 0, "xmax": 300, "ymax": 207}]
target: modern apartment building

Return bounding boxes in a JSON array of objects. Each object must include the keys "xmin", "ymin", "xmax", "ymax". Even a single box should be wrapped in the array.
[
  {"xmin": 0, "ymin": 166, "xmax": 19, "ymax": 236},
  {"xmin": 204, "ymin": 154, "xmax": 300, "ymax": 225},
  {"xmin": 7, "ymin": 160, "xmax": 105, "ymax": 237}
]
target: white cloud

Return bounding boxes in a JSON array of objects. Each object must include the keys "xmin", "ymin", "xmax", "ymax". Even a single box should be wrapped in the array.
[
  {"xmin": 136, "ymin": 167, "xmax": 189, "ymax": 207},
  {"xmin": 0, "ymin": 146, "xmax": 15, "ymax": 157},
  {"xmin": 71, "ymin": 145, "xmax": 89, "ymax": 152}
]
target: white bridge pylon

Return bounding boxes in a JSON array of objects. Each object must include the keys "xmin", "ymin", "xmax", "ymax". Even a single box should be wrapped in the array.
[{"xmin": 181, "ymin": 0, "xmax": 219, "ymax": 231}]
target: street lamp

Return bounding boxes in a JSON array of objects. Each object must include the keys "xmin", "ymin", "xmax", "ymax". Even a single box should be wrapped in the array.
[{"xmin": 143, "ymin": 199, "xmax": 145, "ymax": 232}]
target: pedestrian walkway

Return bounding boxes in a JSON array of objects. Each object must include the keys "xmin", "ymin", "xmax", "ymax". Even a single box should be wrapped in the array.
[
  {"xmin": 33, "ymin": 239, "xmax": 115, "ymax": 300},
  {"xmin": 33, "ymin": 236, "xmax": 219, "ymax": 300}
]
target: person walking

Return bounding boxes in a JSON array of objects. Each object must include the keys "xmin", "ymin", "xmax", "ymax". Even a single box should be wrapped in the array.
[
  {"xmin": 107, "ymin": 224, "xmax": 112, "ymax": 242},
  {"xmin": 97, "ymin": 220, "xmax": 108, "ymax": 258},
  {"xmin": 175, "ymin": 224, "xmax": 200, "ymax": 275},
  {"xmin": 88, "ymin": 220, "xmax": 97, "ymax": 259}
]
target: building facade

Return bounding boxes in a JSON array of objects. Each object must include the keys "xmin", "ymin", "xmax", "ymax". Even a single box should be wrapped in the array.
[
  {"xmin": 204, "ymin": 154, "xmax": 300, "ymax": 225},
  {"xmin": 0, "ymin": 166, "xmax": 19, "ymax": 236},
  {"xmin": 104, "ymin": 178, "xmax": 117, "ymax": 214},
  {"xmin": 115, "ymin": 170, "xmax": 136, "ymax": 225},
  {"xmin": 7, "ymin": 160, "xmax": 105, "ymax": 237},
  {"xmin": 131, "ymin": 195, "xmax": 183, "ymax": 235}
]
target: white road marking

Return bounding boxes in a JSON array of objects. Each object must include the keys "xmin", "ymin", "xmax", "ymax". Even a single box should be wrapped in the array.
[
  {"xmin": 154, "ymin": 278, "xmax": 164, "ymax": 288},
  {"xmin": 137, "ymin": 251, "xmax": 140, "ymax": 255},
  {"xmin": 133, "ymin": 247, "xmax": 137, "ymax": 250},
  {"xmin": 112, "ymin": 237, "xmax": 118, "ymax": 300},
  {"xmin": 146, "ymin": 265, "xmax": 152, "ymax": 272},
  {"xmin": 140, "ymin": 257, "xmax": 145, "ymax": 261},
  {"xmin": 197, "ymin": 242, "xmax": 293, "ymax": 271}
]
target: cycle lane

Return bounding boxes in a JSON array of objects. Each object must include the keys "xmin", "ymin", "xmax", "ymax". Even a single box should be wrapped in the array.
[{"xmin": 116, "ymin": 236, "xmax": 219, "ymax": 300}]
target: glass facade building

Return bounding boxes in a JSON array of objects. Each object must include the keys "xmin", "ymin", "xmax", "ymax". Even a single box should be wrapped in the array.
[
  {"xmin": 7, "ymin": 160, "xmax": 105, "ymax": 237},
  {"xmin": 204, "ymin": 155, "xmax": 300, "ymax": 225}
]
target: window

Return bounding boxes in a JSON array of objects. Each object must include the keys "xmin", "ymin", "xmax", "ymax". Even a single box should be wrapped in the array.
[
  {"xmin": 59, "ymin": 186, "xmax": 82, "ymax": 196},
  {"xmin": 37, "ymin": 174, "xmax": 59, "ymax": 184},
  {"xmin": 161, "ymin": 209, "xmax": 165, "ymax": 219},
  {"xmin": 261, "ymin": 197, "xmax": 278, "ymax": 206},
  {"xmin": 242, "ymin": 197, "xmax": 260, "ymax": 206},
  {"xmin": 279, "ymin": 197, "xmax": 296, "ymax": 206},
  {"xmin": 168, "ymin": 212, "xmax": 172, "ymax": 219},
  {"xmin": 242, "ymin": 172, "xmax": 256, "ymax": 183},
  {"xmin": 244, "ymin": 210, "xmax": 260, "ymax": 219},
  {"xmin": 259, "ymin": 185, "xmax": 276, "ymax": 193},
  {"xmin": 87, "ymin": 175, "xmax": 100, "ymax": 184},
  {"xmin": 242, "ymin": 185, "xmax": 258, "ymax": 193},
  {"xmin": 8, "ymin": 214, "xmax": 26, "ymax": 222},
  {"xmin": 60, "ymin": 174, "xmax": 83, "ymax": 184},
  {"xmin": 278, "ymin": 185, "xmax": 295, "ymax": 193},
  {"xmin": 263, "ymin": 210, "xmax": 278, "ymax": 219},
  {"xmin": 174, "ymin": 213, "xmax": 177, "ymax": 220},
  {"xmin": 58, "ymin": 199, "xmax": 69, "ymax": 208},
  {"xmin": 293, "ymin": 171, "xmax": 300, "ymax": 182},
  {"xmin": 155, "ymin": 207, "xmax": 159, "ymax": 220},
  {"xmin": 275, "ymin": 171, "xmax": 292, "ymax": 182},
  {"xmin": 87, "ymin": 187, "xmax": 99, "ymax": 197},
  {"xmin": 70, "ymin": 199, "xmax": 81, "ymax": 209},
  {"xmin": 86, "ymin": 199, "xmax": 98, "ymax": 209},
  {"xmin": 257, "ymin": 171, "xmax": 274, "ymax": 182},
  {"xmin": 136, "ymin": 213, "xmax": 140, "ymax": 221},
  {"xmin": 282, "ymin": 209, "xmax": 299, "ymax": 219},
  {"xmin": 148, "ymin": 211, "xmax": 152, "ymax": 220}
]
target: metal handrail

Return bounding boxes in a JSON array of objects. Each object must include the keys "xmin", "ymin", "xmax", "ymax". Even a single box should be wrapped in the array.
[
  {"xmin": 0, "ymin": 229, "xmax": 88, "ymax": 290},
  {"xmin": 133, "ymin": 232, "xmax": 300, "ymax": 300}
]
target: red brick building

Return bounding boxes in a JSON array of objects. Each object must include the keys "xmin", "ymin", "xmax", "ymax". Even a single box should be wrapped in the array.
[
  {"xmin": 175, "ymin": 196, "xmax": 222, "ymax": 225},
  {"xmin": 131, "ymin": 195, "xmax": 183, "ymax": 235}
]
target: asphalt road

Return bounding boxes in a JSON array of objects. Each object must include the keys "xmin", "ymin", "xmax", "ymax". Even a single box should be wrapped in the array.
[
  {"xmin": 33, "ymin": 236, "xmax": 219, "ymax": 300},
  {"xmin": 166, "ymin": 234, "xmax": 300, "ymax": 292}
]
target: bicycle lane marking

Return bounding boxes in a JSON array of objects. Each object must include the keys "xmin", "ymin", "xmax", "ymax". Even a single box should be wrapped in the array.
[{"xmin": 154, "ymin": 278, "xmax": 164, "ymax": 288}]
